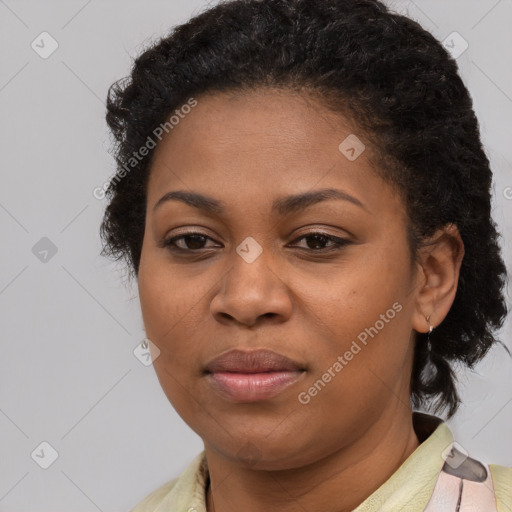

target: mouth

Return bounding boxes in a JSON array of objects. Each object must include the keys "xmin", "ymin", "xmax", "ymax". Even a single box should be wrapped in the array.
[{"xmin": 204, "ymin": 348, "xmax": 306, "ymax": 402}]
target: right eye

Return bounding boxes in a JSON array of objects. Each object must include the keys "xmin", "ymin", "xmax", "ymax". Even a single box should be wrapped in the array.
[{"xmin": 161, "ymin": 232, "xmax": 222, "ymax": 253}]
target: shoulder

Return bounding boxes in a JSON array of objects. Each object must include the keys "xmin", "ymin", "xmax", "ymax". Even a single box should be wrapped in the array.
[
  {"xmin": 129, "ymin": 451, "xmax": 208, "ymax": 512},
  {"xmin": 489, "ymin": 464, "xmax": 512, "ymax": 511},
  {"xmin": 130, "ymin": 478, "xmax": 179, "ymax": 512}
]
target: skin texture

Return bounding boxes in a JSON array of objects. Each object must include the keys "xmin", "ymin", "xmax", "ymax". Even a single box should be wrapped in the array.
[{"xmin": 137, "ymin": 88, "xmax": 464, "ymax": 512}]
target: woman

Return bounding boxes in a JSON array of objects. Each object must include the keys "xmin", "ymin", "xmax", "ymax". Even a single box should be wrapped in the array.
[{"xmin": 100, "ymin": 0, "xmax": 512, "ymax": 510}]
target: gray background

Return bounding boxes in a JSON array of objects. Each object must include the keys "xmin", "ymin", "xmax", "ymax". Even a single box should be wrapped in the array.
[{"xmin": 0, "ymin": 1, "xmax": 511, "ymax": 510}]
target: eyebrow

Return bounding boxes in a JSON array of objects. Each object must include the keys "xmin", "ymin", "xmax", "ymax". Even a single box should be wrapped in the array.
[{"xmin": 153, "ymin": 188, "xmax": 368, "ymax": 216}]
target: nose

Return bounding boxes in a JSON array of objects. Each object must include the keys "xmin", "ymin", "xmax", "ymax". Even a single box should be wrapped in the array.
[{"xmin": 210, "ymin": 251, "xmax": 293, "ymax": 328}]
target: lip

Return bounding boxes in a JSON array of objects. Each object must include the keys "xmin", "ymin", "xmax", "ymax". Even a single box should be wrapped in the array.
[{"xmin": 205, "ymin": 349, "xmax": 306, "ymax": 402}]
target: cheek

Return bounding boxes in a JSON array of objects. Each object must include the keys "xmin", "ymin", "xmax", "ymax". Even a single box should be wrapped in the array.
[
  {"xmin": 299, "ymin": 238, "xmax": 414, "ymax": 389},
  {"xmin": 138, "ymin": 260, "xmax": 210, "ymax": 423},
  {"xmin": 138, "ymin": 249, "xmax": 198, "ymax": 340},
  {"xmin": 137, "ymin": 251, "xmax": 216, "ymax": 381},
  {"xmin": 309, "ymin": 241, "xmax": 410, "ymax": 340}
]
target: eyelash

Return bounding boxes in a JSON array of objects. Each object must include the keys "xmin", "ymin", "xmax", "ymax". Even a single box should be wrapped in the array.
[{"xmin": 160, "ymin": 231, "xmax": 350, "ymax": 255}]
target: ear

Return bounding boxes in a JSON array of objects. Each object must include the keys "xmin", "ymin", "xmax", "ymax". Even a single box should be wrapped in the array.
[{"xmin": 411, "ymin": 223, "xmax": 465, "ymax": 333}]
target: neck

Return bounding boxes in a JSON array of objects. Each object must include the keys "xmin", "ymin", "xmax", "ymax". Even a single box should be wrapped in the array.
[{"xmin": 204, "ymin": 409, "xmax": 420, "ymax": 512}]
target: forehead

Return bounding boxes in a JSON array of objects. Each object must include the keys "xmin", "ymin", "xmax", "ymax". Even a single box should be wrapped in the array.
[
  {"xmin": 145, "ymin": 88, "xmax": 403, "ymax": 222},
  {"xmin": 152, "ymin": 88, "xmax": 348, "ymax": 164}
]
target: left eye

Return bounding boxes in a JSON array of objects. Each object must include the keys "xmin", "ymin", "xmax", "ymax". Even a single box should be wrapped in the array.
[{"xmin": 290, "ymin": 233, "xmax": 349, "ymax": 251}]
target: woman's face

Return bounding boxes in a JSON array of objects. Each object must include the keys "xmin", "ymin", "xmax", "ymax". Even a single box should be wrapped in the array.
[{"xmin": 138, "ymin": 88, "xmax": 425, "ymax": 469}]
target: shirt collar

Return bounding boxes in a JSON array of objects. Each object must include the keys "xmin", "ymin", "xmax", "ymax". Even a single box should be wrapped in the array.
[
  {"xmin": 353, "ymin": 412, "xmax": 453, "ymax": 511},
  {"xmin": 153, "ymin": 412, "xmax": 452, "ymax": 512}
]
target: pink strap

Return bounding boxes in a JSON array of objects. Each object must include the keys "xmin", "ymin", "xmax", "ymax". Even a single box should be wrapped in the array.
[{"xmin": 424, "ymin": 443, "xmax": 498, "ymax": 511}]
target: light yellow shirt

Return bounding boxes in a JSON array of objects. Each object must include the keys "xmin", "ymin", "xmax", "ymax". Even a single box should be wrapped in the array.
[{"xmin": 130, "ymin": 413, "xmax": 512, "ymax": 511}]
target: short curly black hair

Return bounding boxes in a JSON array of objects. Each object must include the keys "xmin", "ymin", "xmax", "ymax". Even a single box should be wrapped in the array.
[{"xmin": 100, "ymin": 0, "xmax": 509, "ymax": 418}]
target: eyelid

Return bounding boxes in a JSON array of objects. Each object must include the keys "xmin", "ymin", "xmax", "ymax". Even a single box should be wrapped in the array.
[{"xmin": 289, "ymin": 227, "xmax": 348, "ymax": 240}]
